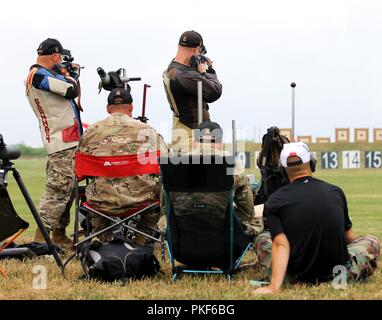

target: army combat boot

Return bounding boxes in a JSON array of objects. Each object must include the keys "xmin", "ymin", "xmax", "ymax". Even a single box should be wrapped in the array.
[
  {"xmin": 34, "ymin": 228, "xmax": 50, "ymax": 243},
  {"xmin": 52, "ymin": 228, "xmax": 73, "ymax": 248}
]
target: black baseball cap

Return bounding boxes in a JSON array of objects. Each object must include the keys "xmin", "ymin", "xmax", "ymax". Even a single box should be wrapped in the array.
[
  {"xmin": 195, "ymin": 121, "xmax": 223, "ymax": 143},
  {"xmin": 37, "ymin": 38, "xmax": 70, "ymax": 56},
  {"xmin": 107, "ymin": 88, "xmax": 133, "ymax": 105},
  {"xmin": 178, "ymin": 30, "xmax": 203, "ymax": 48}
]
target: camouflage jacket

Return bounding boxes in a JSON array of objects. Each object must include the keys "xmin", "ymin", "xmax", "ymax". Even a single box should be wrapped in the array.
[{"xmin": 77, "ymin": 112, "xmax": 168, "ymax": 215}]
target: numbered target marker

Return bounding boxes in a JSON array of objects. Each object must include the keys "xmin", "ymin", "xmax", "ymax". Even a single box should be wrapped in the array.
[
  {"xmin": 321, "ymin": 152, "xmax": 338, "ymax": 169},
  {"xmin": 365, "ymin": 151, "xmax": 382, "ymax": 168},
  {"xmin": 236, "ymin": 151, "xmax": 251, "ymax": 168},
  {"xmin": 342, "ymin": 151, "xmax": 361, "ymax": 169}
]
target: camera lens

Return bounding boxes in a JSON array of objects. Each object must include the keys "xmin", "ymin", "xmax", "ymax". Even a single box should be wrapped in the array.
[
  {"xmin": 0, "ymin": 134, "xmax": 4, "ymax": 150},
  {"xmin": 97, "ymin": 67, "xmax": 106, "ymax": 78},
  {"xmin": 0, "ymin": 144, "xmax": 21, "ymax": 161}
]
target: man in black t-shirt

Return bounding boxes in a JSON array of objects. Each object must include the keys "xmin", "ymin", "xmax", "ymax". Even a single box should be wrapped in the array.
[{"xmin": 252, "ymin": 142, "xmax": 380, "ymax": 295}]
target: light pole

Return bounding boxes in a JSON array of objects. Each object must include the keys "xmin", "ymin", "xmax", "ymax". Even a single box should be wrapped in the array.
[{"xmin": 291, "ymin": 82, "xmax": 296, "ymax": 141}]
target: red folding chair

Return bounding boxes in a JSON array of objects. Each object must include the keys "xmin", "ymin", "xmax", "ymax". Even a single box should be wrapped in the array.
[{"xmin": 71, "ymin": 150, "xmax": 162, "ymax": 251}]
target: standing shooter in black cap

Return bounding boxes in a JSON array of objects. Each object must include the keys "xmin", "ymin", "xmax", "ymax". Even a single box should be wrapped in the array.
[
  {"xmin": 163, "ymin": 30, "xmax": 222, "ymax": 154},
  {"xmin": 25, "ymin": 38, "xmax": 83, "ymax": 248}
]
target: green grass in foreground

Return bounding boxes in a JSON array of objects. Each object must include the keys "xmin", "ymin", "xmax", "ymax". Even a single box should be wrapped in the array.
[{"xmin": 0, "ymin": 157, "xmax": 381, "ymax": 300}]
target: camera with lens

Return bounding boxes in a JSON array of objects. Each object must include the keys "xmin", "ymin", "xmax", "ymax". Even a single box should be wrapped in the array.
[
  {"xmin": 190, "ymin": 45, "xmax": 208, "ymax": 69},
  {"xmin": 97, "ymin": 67, "xmax": 141, "ymax": 93},
  {"xmin": 198, "ymin": 45, "xmax": 208, "ymax": 64},
  {"xmin": 0, "ymin": 134, "xmax": 21, "ymax": 162},
  {"xmin": 55, "ymin": 51, "xmax": 84, "ymax": 80},
  {"xmin": 0, "ymin": 134, "xmax": 21, "ymax": 189}
]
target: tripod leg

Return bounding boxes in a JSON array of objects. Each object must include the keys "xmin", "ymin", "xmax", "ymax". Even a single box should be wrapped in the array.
[{"xmin": 12, "ymin": 168, "xmax": 65, "ymax": 273}]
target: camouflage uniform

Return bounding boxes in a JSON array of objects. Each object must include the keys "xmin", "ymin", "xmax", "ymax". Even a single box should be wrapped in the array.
[
  {"xmin": 170, "ymin": 116, "xmax": 194, "ymax": 154},
  {"xmin": 77, "ymin": 113, "xmax": 168, "ymax": 242},
  {"xmin": 39, "ymin": 147, "xmax": 76, "ymax": 230},
  {"xmin": 254, "ymin": 231, "xmax": 380, "ymax": 283},
  {"xmin": 233, "ymin": 174, "xmax": 264, "ymax": 237},
  {"xmin": 346, "ymin": 235, "xmax": 380, "ymax": 282}
]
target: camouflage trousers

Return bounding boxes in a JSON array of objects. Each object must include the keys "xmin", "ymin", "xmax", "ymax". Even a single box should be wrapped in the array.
[
  {"xmin": 170, "ymin": 116, "xmax": 193, "ymax": 154},
  {"xmin": 233, "ymin": 175, "xmax": 264, "ymax": 238},
  {"xmin": 254, "ymin": 231, "xmax": 380, "ymax": 283},
  {"xmin": 39, "ymin": 148, "xmax": 76, "ymax": 231},
  {"xmin": 346, "ymin": 235, "xmax": 380, "ymax": 281}
]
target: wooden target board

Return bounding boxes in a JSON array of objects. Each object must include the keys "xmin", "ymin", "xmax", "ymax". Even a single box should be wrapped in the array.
[
  {"xmin": 374, "ymin": 129, "xmax": 382, "ymax": 143},
  {"xmin": 354, "ymin": 129, "xmax": 369, "ymax": 143},
  {"xmin": 335, "ymin": 128, "xmax": 350, "ymax": 143}
]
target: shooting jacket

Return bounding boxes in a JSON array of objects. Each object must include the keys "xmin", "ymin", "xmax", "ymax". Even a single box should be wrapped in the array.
[
  {"xmin": 163, "ymin": 60, "xmax": 222, "ymax": 129},
  {"xmin": 25, "ymin": 64, "xmax": 83, "ymax": 154}
]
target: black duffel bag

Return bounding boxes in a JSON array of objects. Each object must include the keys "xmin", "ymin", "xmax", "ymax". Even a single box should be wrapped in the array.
[{"xmin": 79, "ymin": 238, "xmax": 161, "ymax": 282}]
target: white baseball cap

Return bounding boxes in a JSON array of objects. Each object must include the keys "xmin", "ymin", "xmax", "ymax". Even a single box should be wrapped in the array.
[{"xmin": 280, "ymin": 142, "xmax": 311, "ymax": 167}]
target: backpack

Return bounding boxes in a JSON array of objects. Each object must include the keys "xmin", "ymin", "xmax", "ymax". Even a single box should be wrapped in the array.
[{"xmin": 79, "ymin": 238, "xmax": 161, "ymax": 283}]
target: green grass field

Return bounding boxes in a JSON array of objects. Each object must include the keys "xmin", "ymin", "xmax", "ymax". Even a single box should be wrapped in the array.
[{"xmin": 0, "ymin": 157, "xmax": 381, "ymax": 300}]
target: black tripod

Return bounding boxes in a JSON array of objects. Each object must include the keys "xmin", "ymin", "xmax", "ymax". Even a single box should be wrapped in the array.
[{"xmin": 0, "ymin": 158, "xmax": 64, "ymax": 273}]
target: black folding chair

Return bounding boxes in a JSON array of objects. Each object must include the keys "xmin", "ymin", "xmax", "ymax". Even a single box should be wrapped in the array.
[
  {"xmin": 160, "ymin": 155, "xmax": 253, "ymax": 281},
  {"xmin": 0, "ymin": 188, "xmax": 29, "ymax": 278}
]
